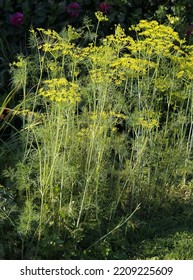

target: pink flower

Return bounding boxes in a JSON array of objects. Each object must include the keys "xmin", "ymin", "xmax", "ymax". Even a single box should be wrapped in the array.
[
  {"xmin": 9, "ymin": 12, "xmax": 24, "ymax": 27},
  {"xmin": 67, "ymin": 2, "xmax": 81, "ymax": 17},
  {"xmin": 99, "ymin": 2, "xmax": 111, "ymax": 14},
  {"xmin": 185, "ymin": 24, "xmax": 193, "ymax": 36}
]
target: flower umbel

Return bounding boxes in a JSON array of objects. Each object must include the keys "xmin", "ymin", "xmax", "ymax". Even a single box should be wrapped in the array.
[
  {"xmin": 9, "ymin": 12, "xmax": 24, "ymax": 27},
  {"xmin": 66, "ymin": 2, "xmax": 81, "ymax": 17},
  {"xmin": 95, "ymin": 11, "xmax": 108, "ymax": 22},
  {"xmin": 39, "ymin": 78, "xmax": 81, "ymax": 104}
]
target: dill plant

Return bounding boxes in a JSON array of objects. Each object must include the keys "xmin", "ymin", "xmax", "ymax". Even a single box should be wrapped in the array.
[
  {"xmin": 4, "ymin": 20, "xmax": 138, "ymax": 258},
  {"xmin": 2, "ymin": 18, "xmax": 193, "ymax": 259},
  {"xmin": 126, "ymin": 20, "xmax": 193, "ymax": 199}
]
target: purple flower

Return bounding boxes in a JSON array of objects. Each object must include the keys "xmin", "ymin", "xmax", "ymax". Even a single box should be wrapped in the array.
[
  {"xmin": 99, "ymin": 2, "xmax": 111, "ymax": 14},
  {"xmin": 185, "ymin": 24, "xmax": 193, "ymax": 36},
  {"xmin": 9, "ymin": 12, "xmax": 24, "ymax": 27},
  {"xmin": 67, "ymin": 2, "xmax": 81, "ymax": 17}
]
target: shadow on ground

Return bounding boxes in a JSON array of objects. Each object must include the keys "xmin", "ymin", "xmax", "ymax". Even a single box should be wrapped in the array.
[{"xmin": 128, "ymin": 193, "xmax": 193, "ymax": 259}]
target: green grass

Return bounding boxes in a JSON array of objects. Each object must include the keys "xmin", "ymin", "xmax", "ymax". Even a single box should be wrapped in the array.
[{"xmin": 131, "ymin": 216, "xmax": 193, "ymax": 260}]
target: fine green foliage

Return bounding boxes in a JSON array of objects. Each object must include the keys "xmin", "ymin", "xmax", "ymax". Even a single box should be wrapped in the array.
[{"xmin": 1, "ymin": 17, "xmax": 193, "ymax": 259}]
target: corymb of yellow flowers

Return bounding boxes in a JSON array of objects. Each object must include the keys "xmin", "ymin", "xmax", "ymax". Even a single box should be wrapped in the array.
[
  {"xmin": 95, "ymin": 11, "xmax": 108, "ymax": 22},
  {"xmin": 137, "ymin": 110, "xmax": 159, "ymax": 130},
  {"xmin": 28, "ymin": 19, "xmax": 189, "ymax": 106},
  {"xmin": 128, "ymin": 19, "xmax": 184, "ymax": 56},
  {"xmin": 39, "ymin": 78, "xmax": 81, "ymax": 104}
]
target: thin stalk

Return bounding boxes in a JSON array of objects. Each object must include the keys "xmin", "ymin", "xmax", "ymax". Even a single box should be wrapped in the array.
[{"xmin": 85, "ymin": 204, "xmax": 140, "ymax": 251}]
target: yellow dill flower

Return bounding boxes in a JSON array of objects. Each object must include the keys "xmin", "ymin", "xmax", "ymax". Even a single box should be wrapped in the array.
[
  {"xmin": 131, "ymin": 110, "xmax": 159, "ymax": 129},
  {"xmin": 95, "ymin": 11, "xmax": 108, "ymax": 22},
  {"xmin": 89, "ymin": 69, "xmax": 111, "ymax": 84},
  {"xmin": 12, "ymin": 55, "xmax": 27, "ymax": 68},
  {"xmin": 39, "ymin": 78, "xmax": 81, "ymax": 104},
  {"xmin": 176, "ymin": 47, "xmax": 193, "ymax": 80},
  {"xmin": 136, "ymin": 117, "xmax": 159, "ymax": 129},
  {"xmin": 40, "ymin": 41, "xmax": 74, "ymax": 57},
  {"xmin": 154, "ymin": 76, "xmax": 173, "ymax": 92},
  {"xmin": 110, "ymin": 54, "xmax": 155, "ymax": 82},
  {"xmin": 78, "ymin": 45, "xmax": 92, "ymax": 59},
  {"xmin": 109, "ymin": 111, "xmax": 127, "ymax": 119},
  {"xmin": 140, "ymin": 118, "xmax": 158, "ymax": 129},
  {"xmin": 36, "ymin": 28, "xmax": 61, "ymax": 41},
  {"xmin": 36, "ymin": 27, "xmax": 77, "ymax": 59},
  {"xmin": 128, "ymin": 20, "xmax": 183, "ymax": 58},
  {"xmin": 104, "ymin": 25, "xmax": 130, "ymax": 53},
  {"xmin": 88, "ymin": 45, "xmax": 115, "ymax": 66},
  {"xmin": 77, "ymin": 124, "xmax": 105, "ymax": 140},
  {"xmin": 77, "ymin": 128, "xmax": 89, "ymax": 138},
  {"xmin": 89, "ymin": 111, "xmax": 108, "ymax": 120}
]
